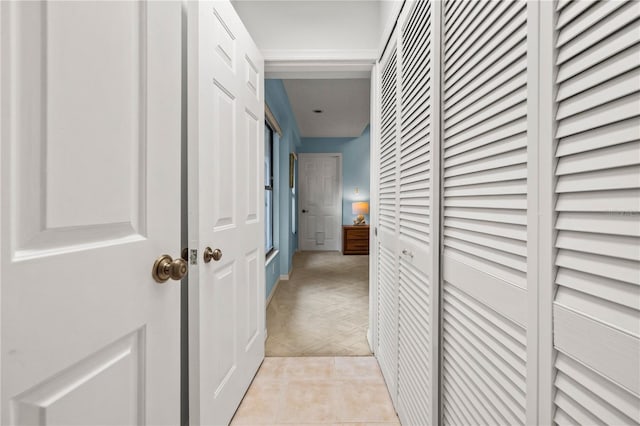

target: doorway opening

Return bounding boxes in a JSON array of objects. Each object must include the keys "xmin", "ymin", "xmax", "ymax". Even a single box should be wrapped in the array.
[{"xmin": 262, "ymin": 76, "xmax": 374, "ymax": 357}]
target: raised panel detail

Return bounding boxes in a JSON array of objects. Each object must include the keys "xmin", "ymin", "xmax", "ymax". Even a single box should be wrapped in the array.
[
  {"xmin": 211, "ymin": 263, "xmax": 237, "ymax": 396},
  {"xmin": 45, "ymin": 2, "xmax": 144, "ymax": 230},
  {"xmin": 245, "ymin": 250, "xmax": 259, "ymax": 349},
  {"xmin": 213, "ymin": 8, "xmax": 236, "ymax": 70},
  {"xmin": 10, "ymin": 1, "xmax": 147, "ymax": 259},
  {"xmin": 11, "ymin": 330, "xmax": 144, "ymax": 426},
  {"xmin": 245, "ymin": 56, "xmax": 258, "ymax": 97},
  {"xmin": 245, "ymin": 109, "xmax": 258, "ymax": 223},
  {"xmin": 212, "ymin": 82, "xmax": 236, "ymax": 230}
]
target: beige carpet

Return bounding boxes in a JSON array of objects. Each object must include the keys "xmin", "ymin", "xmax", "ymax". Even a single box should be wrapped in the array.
[{"xmin": 266, "ymin": 251, "xmax": 371, "ymax": 356}]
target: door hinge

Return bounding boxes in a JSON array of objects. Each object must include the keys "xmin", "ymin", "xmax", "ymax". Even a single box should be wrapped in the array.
[
  {"xmin": 374, "ymin": 226, "xmax": 378, "ymax": 236},
  {"xmin": 189, "ymin": 249, "xmax": 198, "ymax": 265}
]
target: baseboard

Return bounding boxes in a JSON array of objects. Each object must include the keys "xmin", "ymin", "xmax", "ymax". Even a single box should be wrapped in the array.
[
  {"xmin": 266, "ymin": 278, "xmax": 281, "ymax": 308},
  {"xmin": 278, "ymin": 266, "xmax": 293, "ymax": 282}
]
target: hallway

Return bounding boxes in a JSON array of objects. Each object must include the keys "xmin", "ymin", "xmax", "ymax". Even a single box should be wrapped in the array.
[
  {"xmin": 231, "ymin": 357, "xmax": 399, "ymax": 425},
  {"xmin": 266, "ymin": 252, "xmax": 370, "ymax": 356}
]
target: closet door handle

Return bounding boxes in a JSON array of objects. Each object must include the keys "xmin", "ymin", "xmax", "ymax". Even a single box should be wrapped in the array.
[{"xmin": 402, "ymin": 249, "xmax": 414, "ymax": 258}]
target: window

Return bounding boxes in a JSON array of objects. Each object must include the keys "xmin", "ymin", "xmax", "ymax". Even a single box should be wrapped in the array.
[{"xmin": 265, "ymin": 122, "xmax": 274, "ymax": 256}]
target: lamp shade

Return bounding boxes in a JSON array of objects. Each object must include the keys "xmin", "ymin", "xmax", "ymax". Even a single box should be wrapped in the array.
[{"xmin": 352, "ymin": 201, "xmax": 369, "ymax": 215}]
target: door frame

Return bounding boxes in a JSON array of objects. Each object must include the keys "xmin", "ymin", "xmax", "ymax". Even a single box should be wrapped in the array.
[
  {"xmin": 265, "ymin": 55, "xmax": 378, "ymax": 352},
  {"xmin": 297, "ymin": 152, "xmax": 343, "ymax": 252}
]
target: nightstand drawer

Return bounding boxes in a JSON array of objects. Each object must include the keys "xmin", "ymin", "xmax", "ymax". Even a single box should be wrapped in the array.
[
  {"xmin": 347, "ymin": 239, "xmax": 369, "ymax": 250},
  {"xmin": 346, "ymin": 228, "xmax": 369, "ymax": 240}
]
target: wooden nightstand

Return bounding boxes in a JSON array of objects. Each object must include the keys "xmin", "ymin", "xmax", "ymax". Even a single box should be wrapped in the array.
[{"xmin": 343, "ymin": 225, "xmax": 370, "ymax": 255}]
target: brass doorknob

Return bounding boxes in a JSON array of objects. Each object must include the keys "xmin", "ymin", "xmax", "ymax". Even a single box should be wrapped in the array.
[
  {"xmin": 152, "ymin": 254, "xmax": 188, "ymax": 283},
  {"xmin": 203, "ymin": 247, "xmax": 222, "ymax": 263}
]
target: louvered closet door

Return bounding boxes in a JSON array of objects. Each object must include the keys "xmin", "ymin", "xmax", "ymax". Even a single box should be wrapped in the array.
[
  {"xmin": 376, "ymin": 37, "xmax": 399, "ymax": 403},
  {"xmin": 552, "ymin": 1, "xmax": 640, "ymax": 424},
  {"xmin": 441, "ymin": 1, "xmax": 529, "ymax": 425},
  {"xmin": 396, "ymin": 1, "xmax": 436, "ymax": 425}
]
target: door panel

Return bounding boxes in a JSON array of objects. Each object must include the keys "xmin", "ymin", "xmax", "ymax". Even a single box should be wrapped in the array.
[
  {"xmin": 396, "ymin": 1, "xmax": 437, "ymax": 425},
  {"xmin": 188, "ymin": 1, "xmax": 265, "ymax": 425},
  {"xmin": 552, "ymin": 1, "xmax": 640, "ymax": 422},
  {"xmin": 441, "ymin": 1, "xmax": 529, "ymax": 424},
  {"xmin": 299, "ymin": 154, "xmax": 341, "ymax": 251},
  {"xmin": 1, "ymin": 1, "xmax": 182, "ymax": 424},
  {"xmin": 376, "ymin": 38, "xmax": 399, "ymax": 406}
]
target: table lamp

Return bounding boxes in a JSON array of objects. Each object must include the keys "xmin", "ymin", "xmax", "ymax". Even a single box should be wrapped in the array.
[{"xmin": 352, "ymin": 201, "xmax": 369, "ymax": 225}]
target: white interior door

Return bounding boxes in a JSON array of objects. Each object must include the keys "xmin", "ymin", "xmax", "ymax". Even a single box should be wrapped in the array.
[
  {"xmin": 552, "ymin": 1, "xmax": 640, "ymax": 422},
  {"xmin": 187, "ymin": 1, "xmax": 265, "ymax": 425},
  {"xmin": 441, "ymin": 1, "xmax": 530, "ymax": 424},
  {"xmin": 395, "ymin": 1, "xmax": 439, "ymax": 425},
  {"xmin": 299, "ymin": 154, "xmax": 342, "ymax": 251},
  {"xmin": 376, "ymin": 33, "xmax": 400, "ymax": 406},
  {"xmin": 0, "ymin": 1, "xmax": 182, "ymax": 424}
]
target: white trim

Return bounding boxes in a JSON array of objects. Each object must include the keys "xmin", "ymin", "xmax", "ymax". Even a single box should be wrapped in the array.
[
  {"xmin": 265, "ymin": 104, "xmax": 283, "ymax": 137},
  {"xmin": 266, "ymin": 277, "xmax": 281, "ymax": 308},
  {"xmin": 264, "ymin": 50, "xmax": 376, "ymax": 79},
  {"xmin": 297, "ymin": 153, "xmax": 343, "ymax": 252},
  {"xmin": 368, "ymin": 64, "xmax": 380, "ymax": 356},
  {"xmin": 0, "ymin": 0, "xmax": 3, "ymax": 416},
  {"xmin": 266, "ymin": 68, "xmax": 372, "ymax": 80},
  {"xmin": 430, "ymin": 3, "xmax": 443, "ymax": 425},
  {"xmin": 535, "ymin": 2, "xmax": 558, "ymax": 424},
  {"xmin": 265, "ymin": 249, "xmax": 279, "ymax": 267},
  {"xmin": 526, "ymin": 2, "xmax": 541, "ymax": 423},
  {"xmin": 279, "ymin": 263, "xmax": 293, "ymax": 282},
  {"xmin": 262, "ymin": 49, "xmax": 378, "ymax": 62}
]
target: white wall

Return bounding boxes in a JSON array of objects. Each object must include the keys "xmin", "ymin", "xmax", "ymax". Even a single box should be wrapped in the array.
[{"xmin": 231, "ymin": 0, "xmax": 387, "ymax": 60}]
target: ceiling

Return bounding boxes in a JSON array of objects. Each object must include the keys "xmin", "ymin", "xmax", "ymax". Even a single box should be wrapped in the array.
[{"xmin": 282, "ymin": 79, "xmax": 370, "ymax": 138}]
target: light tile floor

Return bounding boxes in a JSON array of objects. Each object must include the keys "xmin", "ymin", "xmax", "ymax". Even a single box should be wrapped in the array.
[
  {"xmin": 231, "ymin": 357, "xmax": 400, "ymax": 425},
  {"xmin": 266, "ymin": 251, "xmax": 371, "ymax": 357}
]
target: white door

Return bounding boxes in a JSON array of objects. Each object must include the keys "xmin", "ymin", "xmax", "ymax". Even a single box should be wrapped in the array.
[
  {"xmin": 0, "ymin": 1, "xmax": 182, "ymax": 425},
  {"xmin": 187, "ymin": 1, "xmax": 265, "ymax": 425},
  {"xmin": 376, "ymin": 33, "xmax": 400, "ymax": 406},
  {"xmin": 441, "ymin": 1, "xmax": 530, "ymax": 424},
  {"xmin": 299, "ymin": 154, "xmax": 342, "ymax": 251},
  {"xmin": 395, "ymin": 1, "xmax": 439, "ymax": 425},
  {"xmin": 552, "ymin": 1, "xmax": 640, "ymax": 422}
]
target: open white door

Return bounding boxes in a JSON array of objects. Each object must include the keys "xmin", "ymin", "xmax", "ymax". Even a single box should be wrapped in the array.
[
  {"xmin": 187, "ymin": 1, "xmax": 265, "ymax": 425},
  {"xmin": 0, "ymin": 1, "xmax": 182, "ymax": 424},
  {"xmin": 299, "ymin": 153, "xmax": 342, "ymax": 251}
]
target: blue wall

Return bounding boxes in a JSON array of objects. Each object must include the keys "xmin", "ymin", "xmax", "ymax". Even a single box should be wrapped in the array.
[
  {"xmin": 299, "ymin": 126, "xmax": 371, "ymax": 225},
  {"xmin": 265, "ymin": 79, "xmax": 301, "ymax": 299}
]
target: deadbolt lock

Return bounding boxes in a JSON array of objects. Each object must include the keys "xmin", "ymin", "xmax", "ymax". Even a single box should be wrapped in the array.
[
  {"xmin": 203, "ymin": 247, "xmax": 223, "ymax": 263},
  {"xmin": 152, "ymin": 254, "xmax": 188, "ymax": 283}
]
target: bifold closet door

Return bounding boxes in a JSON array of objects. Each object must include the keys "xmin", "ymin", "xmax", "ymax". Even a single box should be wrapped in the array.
[
  {"xmin": 376, "ymin": 34, "xmax": 400, "ymax": 404},
  {"xmin": 441, "ymin": 1, "xmax": 530, "ymax": 425},
  {"xmin": 395, "ymin": 1, "xmax": 438, "ymax": 425},
  {"xmin": 552, "ymin": 1, "xmax": 640, "ymax": 423}
]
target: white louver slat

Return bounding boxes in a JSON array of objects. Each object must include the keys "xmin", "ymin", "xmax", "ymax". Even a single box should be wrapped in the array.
[
  {"xmin": 376, "ymin": 39, "xmax": 399, "ymax": 405},
  {"xmin": 396, "ymin": 1, "xmax": 436, "ymax": 425},
  {"xmin": 441, "ymin": 1, "xmax": 529, "ymax": 425},
  {"xmin": 553, "ymin": 1, "xmax": 640, "ymax": 424}
]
